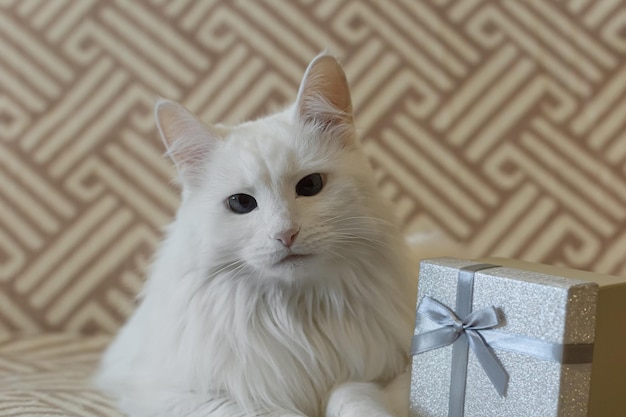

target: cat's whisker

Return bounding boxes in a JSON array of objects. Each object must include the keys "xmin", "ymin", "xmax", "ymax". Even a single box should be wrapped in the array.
[
  {"xmin": 331, "ymin": 235, "xmax": 392, "ymax": 252},
  {"xmin": 208, "ymin": 261, "xmax": 245, "ymax": 278},
  {"xmin": 187, "ymin": 262, "xmax": 252, "ymax": 308},
  {"xmin": 178, "ymin": 256, "xmax": 245, "ymax": 279},
  {"xmin": 221, "ymin": 263, "xmax": 249, "ymax": 282},
  {"xmin": 325, "ymin": 215, "xmax": 396, "ymax": 228},
  {"xmin": 332, "ymin": 229, "xmax": 389, "ymax": 244},
  {"xmin": 318, "ymin": 214, "xmax": 348, "ymax": 225},
  {"xmin": 332, "ymin": 231, "xmax": 387, "ymax": 244}
]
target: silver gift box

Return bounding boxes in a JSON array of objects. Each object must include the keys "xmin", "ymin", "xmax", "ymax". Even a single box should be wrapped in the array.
[{"xmin": 409, "ymin": 258, "xmax": 600, "ymax": 417}]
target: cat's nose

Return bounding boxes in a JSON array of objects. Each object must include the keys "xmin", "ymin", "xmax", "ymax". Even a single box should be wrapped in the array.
[{"xmin": 273, "ymin": 227, "xmax": 299, "ymax": 247}]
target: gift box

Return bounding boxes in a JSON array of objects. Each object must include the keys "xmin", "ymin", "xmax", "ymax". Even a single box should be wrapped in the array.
[{"xmin": 409, "ymin": 257, "xmax": 626, "ymax": 417}]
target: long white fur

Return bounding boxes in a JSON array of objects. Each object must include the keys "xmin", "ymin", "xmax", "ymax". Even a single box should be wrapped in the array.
[{"xmin": 95, "ymin": 54, "xmax": 417, "ymax": 417}]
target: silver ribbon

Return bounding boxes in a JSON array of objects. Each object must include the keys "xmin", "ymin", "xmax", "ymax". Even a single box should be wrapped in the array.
[
  {"xmin": 412, "ymin": 296, "xmax": 508, "ymax": 396},
  {"xmin": 410, "ymin": 264, "xmax": 594, "ymax": 417}
]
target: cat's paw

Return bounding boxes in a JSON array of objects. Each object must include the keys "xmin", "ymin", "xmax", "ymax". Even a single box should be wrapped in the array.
[{"xmin": 325, "ymin": 382, "xmax": 397, "ymax": 417}]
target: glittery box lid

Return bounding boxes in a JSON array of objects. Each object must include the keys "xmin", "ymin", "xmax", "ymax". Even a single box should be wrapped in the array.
[
  {"xmin": 415, "ymin": 258, "xmax": 599, "ymax": 345},
  {"xmin": 410, "ymin": 257, "xmax": 600, "ymax": 417}
]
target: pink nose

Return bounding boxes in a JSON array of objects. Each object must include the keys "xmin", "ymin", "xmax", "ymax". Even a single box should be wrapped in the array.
[{"xmin": 273, "ymin": 227, "xmax": 299, "ymax": 247}]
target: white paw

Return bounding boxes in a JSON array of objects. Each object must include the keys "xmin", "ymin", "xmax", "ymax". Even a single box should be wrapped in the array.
[{"xmin": 326, "ymin": 382, "xmax": 396, "ymax": 417}]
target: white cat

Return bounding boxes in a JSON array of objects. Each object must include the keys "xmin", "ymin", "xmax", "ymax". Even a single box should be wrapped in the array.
[{"xmin": 95, "ymin": 53, "xmax": 417, "ymax": 417}]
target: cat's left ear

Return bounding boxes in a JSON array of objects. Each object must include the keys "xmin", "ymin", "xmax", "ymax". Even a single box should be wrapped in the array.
[
  {"xmin": 295, "ymin": 53, "xmax": 354, "ymax": 144},
  {"xmin": 155, "ymin": 100, "xmax": 220, "ymax": 187}
]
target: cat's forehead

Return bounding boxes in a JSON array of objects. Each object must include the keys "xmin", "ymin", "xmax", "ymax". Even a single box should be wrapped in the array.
[
  {"xmin": 214, "ymin": 112, "xmax": 322, "ymax": 187},
  {"xmin": 233, "ymin": 114, "xmax": 293, "ymax": 149},
  {"xmin": 232, "ymin": 116, "xmax": 296, "ymax": 161}
]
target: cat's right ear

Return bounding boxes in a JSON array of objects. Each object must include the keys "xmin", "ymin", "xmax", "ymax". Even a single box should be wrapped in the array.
[{"xmin": 155, "ymin": 100, "xmax": 219, "ymax": 186}]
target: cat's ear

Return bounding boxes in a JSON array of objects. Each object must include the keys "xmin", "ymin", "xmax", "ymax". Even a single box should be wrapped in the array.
[
  {"xmin": 295, "ymin": 53, "xmax": 354, "ymax": 142},
  {"xmin": 155, "ymin": 99, "xmax": 219, "ymax": 186}
]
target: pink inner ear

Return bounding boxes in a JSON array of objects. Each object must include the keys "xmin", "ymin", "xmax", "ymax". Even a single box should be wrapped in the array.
[
  {"xmin": 296, "ymin": 55, "xmax": 353, "ymax": 130},
  {"xmin": 154, "ymin": 100, "xmax": 220, "ymax": 184}
]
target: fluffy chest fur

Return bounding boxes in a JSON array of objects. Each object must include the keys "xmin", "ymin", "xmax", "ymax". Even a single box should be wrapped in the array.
[{"xmin": 134, "ymin": 228, "xmax": 413, "ymax": 416}]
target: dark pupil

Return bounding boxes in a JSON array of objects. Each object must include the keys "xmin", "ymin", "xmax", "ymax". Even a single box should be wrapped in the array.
[
  {"xmin": 228, "ymin": 194, "xmax": 257, "ymax": 214},
  {"xmin": 296, "ymin": 173, "xmax": 323, "ymax": 197}
]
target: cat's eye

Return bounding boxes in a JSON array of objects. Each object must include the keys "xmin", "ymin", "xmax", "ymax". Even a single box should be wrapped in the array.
[
  {"xmin": 227, "ymin": 194, "xmax": 257, "ymax": 214},
  {"xmin": 296, "ymin": 173, "xmax": 324, "ymax": 197}
]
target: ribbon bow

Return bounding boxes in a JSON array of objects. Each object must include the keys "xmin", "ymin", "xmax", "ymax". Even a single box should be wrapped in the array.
[{"xmin": 412, "ymin": 296, "xmax": 508, "ymax": 397}]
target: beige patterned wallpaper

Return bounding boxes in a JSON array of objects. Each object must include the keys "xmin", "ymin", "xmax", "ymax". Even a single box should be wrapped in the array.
[{"xmin": 1, "ymin": 0, "xmax": 626, "ymax": 335}]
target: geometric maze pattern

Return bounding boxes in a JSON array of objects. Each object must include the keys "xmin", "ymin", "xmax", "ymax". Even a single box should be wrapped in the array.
[{"xmin": 1, "ymin": 0, "xmax": 626, "ymax": 337}]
